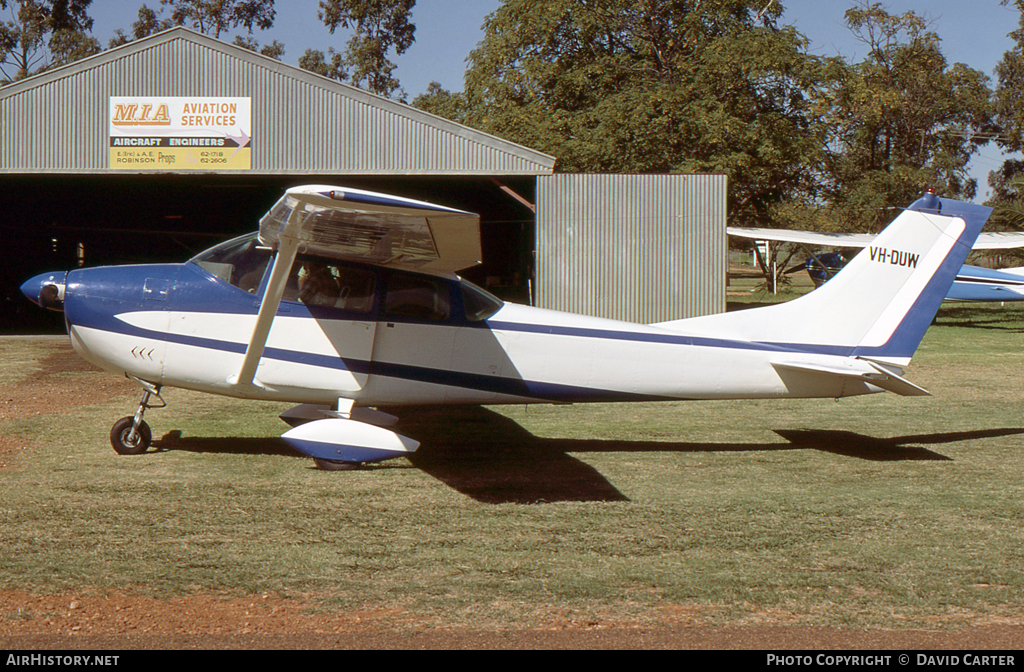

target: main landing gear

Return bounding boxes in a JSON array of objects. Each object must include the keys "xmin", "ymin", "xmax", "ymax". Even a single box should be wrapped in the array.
[{"xmin": 110, "ymin": 379, "xmax": 165, "ymax": 455}]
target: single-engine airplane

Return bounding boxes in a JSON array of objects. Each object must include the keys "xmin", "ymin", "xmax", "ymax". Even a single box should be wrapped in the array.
[
  {"xmin": 21, "ymin": 186, "xmax": 990, "ymax": 470},
  {"xmin": 728, "ymin": 225, "xmax": 1024, "ymax": 301}
]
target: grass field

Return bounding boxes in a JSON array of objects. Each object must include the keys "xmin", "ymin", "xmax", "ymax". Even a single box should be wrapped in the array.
[{"xmin": 3, "ymin": 287, "xmax": 1024, "ymax": 631}]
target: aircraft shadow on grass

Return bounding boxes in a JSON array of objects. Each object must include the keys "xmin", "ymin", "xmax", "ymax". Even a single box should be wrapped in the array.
[
  {"xmin": 934, "ymin": 304, "xmax": 1024, "ymax": 332},
  {"xmin": 153, "ymin": 407, "xmax": 1024, "ymax": 505}
]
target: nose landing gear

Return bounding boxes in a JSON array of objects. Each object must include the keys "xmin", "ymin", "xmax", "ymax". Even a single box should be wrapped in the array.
[{"xmin": 110, "ymin": 380, "xmax": 165, "ymax": 455}]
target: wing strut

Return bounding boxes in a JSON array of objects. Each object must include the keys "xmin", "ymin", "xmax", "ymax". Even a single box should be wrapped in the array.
[{"xmin": 230, "ymin": 203, "xmax": 306, "ymax": 389}]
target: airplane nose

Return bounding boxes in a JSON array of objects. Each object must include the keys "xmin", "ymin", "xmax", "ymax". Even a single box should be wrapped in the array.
[{"xmin": 20, "ymin": 271, "xmax": 67, "ymax": 311}]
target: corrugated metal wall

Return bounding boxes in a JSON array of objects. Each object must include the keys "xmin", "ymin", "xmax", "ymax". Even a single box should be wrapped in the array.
[
  {"xmin": 536, "ymin": 174, "xmax": 727, "ymax": 323},
  {"xmin": 0, "ymin": 28, "xmax": 555, "ymax": 175}
]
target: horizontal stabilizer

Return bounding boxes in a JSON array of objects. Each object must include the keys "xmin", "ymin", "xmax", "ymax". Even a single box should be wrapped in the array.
[
  {"xmin": 772, "ymin": 360, "xmax": 930, "ymax": 397},
  {"xmin": 282, "ymin": 417, "xmax": 419, "ymax": 464}
]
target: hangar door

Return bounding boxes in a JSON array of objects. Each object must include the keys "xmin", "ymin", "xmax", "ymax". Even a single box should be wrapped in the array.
[{"xmin": 534, "ymin": 174, "xmax": 727, "ymax": 324}]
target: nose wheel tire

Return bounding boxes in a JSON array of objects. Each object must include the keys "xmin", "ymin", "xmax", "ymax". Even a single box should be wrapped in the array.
[{"xmin": 110, "ymin": 417, "xmax": 152, "ymax": 455}]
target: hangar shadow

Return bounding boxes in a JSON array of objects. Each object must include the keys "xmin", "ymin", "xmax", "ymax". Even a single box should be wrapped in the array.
[{"xmin": 151, "ymin": 408, "xmax": 1024, "ymax": 505}]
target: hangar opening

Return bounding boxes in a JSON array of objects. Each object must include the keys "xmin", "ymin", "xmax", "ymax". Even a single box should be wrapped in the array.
[{"xmin": 1, "ymin": 173, "xmax": 539, "ymax": 331}]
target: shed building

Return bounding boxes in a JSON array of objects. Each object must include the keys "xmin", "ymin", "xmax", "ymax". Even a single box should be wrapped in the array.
[{"xmin": 0, "ymin": 27, "xmax": 725, "ymax": 331}]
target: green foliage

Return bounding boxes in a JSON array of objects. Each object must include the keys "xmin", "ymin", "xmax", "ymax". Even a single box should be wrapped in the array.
[
  {"xmin": 298, "ymin": 44, "xmax": 346, "ymax": 81},
  {"xmin": 820, "ymin": 3, "xmax": 995, "ymax": 231},
  {"xmin": 0, "ymin": 0, "xmax": 97, "ymax": 82},
  {"xmin": 160, "ymin": 0, "xmax": 276, "ymax": 38},
  {"xmin": 232, "ymin": 33, "xmax": 283, "ymax": 59},
  {"xmin": 449, "ymin": 0, "xmax": 830, "ymax": 226},
  {"xmin": 412, "ymin": 81, "xmax": 469, "ymax": 121},
  {"xmin": 302, "ymin": 0, "xmax": 415, "ymax": 99},
  {"xmin": 107, "ymin": 1, "xmax": 277, "ymax": 49},
  {"xmin": 107, "ymin": 5, "xmax": 170, "ymax": 47},
  {"xmin": 990, "ymin": 0, "xmax": 1024, "ymax": 205},
  {"xmin": 417, "ymin": 0, "xmax": 1002, "ymax": 232}
]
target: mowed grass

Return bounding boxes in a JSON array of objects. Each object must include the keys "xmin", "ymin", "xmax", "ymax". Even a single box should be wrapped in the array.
[{"xmin": 2, "ymin": 297, "xmax": 1024, "ymax": 629}]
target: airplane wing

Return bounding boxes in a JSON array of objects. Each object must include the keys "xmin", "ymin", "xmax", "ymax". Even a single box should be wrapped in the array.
[
  {"xmin": 258, "ymin": 184, "xmax": 481, "ymax": 273},
  {"xmin": 232, "ymin": 185, "xmax": 481, "ymax": 390},
  {"xmin": 728, "ymin": 227, "xmax": 1024, "ymax": 251}
]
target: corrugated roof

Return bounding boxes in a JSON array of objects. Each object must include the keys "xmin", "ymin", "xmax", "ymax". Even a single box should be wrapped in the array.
[{"xmin": 0, "ymin": 27, "xmax": 556, "ymax": 175}]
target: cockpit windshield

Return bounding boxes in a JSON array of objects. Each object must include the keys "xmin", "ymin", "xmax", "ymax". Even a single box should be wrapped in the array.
[{"xmin": 190, "ymin": 233, "xmax": 270, "ymax": 294}]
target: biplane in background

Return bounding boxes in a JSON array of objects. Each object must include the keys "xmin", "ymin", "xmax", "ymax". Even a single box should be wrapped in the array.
[
  {"xmin": 21, "ymin": 186, "xmax": 990, "ymax": 470},
  {"xmin": 728, "ymin": 225, "xmax": 1024, "ymax": 301}
]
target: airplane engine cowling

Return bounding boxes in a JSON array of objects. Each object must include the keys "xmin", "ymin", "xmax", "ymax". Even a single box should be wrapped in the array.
[{"xmin": 281, "ymin": 418, "xmax": 419, "ymax": 464}]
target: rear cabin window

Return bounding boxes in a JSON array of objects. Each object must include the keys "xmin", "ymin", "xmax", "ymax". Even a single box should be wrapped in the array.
[
  {"xmin": 384, "ymin": 274, "xmax": 451, "ymax": 321},
  {"xmin": 460, "ymin": 280, "xmax": 504, "ymax": 322},
  {"xmin": 282, "ymin": 259, "xmax": 376, "ymax": 314}
]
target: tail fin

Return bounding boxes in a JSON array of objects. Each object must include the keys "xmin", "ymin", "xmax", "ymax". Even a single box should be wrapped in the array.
[{"xmin": 655, "ymin": 193, "xmax": 991, "ymax": 366}]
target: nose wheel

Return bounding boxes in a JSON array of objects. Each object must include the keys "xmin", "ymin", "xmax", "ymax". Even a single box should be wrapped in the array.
[{"xmin": 110, "ymin": 380, "xmax": 164, "ymax": 455}]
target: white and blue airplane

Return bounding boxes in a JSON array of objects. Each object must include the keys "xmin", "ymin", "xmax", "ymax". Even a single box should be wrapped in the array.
[
  {"xmin": 728, "ymin": 223, "xmax": 1024, "ymax": 301},
  {"xmin": 21, "ymin": 186, "xmax": 990, "ymax": 470}
]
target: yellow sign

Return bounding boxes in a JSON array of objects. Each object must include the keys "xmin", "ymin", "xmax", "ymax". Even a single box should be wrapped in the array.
[{"xmin": 108, "ymin": 97, "xmax": 252, "ymax": 171}]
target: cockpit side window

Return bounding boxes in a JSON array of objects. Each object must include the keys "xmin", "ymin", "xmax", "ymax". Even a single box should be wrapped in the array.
[
  {"xmin": 282, "ymin": 258, "xmax": 377, "ymax": 314},
  {"xmin": 191, "ymin": 233, "xmax": 271, "ymax": 294},
  {"xmin": 384, "ymin": 273, "xmax": 451, "ymax": 321}
]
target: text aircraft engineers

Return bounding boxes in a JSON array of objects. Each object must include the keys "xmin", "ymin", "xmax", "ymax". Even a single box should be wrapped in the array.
[{"xmin": 21, "ymin": 186, "xmax": 990, "ymax": 470}]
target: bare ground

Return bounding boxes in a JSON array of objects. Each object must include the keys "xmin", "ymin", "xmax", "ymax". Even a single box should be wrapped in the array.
[{"xmin": 1, "ymin": 340, "xmax": 1023, "ymax": 650}]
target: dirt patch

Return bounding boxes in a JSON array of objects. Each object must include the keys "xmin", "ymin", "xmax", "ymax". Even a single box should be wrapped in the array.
[
  {"xmin": 2, "ymin": 590, "xmax": 1024, "ymax": 649},
  {"xmin": 0, "ymin": 344, "xmax": 136, "ymax": 423},
  {"xmin": 0, "ymin": 590, "xmax": 416, "ymax": 638},
  {"xmin": 0, "ymin": 341, "xmax": 136, "ymax": 470}
]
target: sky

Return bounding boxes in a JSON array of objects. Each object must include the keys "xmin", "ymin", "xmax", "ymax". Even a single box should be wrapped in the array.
[{"xmin": 83, "ymin": 0, "xmax": 1023, "ymax": 201}]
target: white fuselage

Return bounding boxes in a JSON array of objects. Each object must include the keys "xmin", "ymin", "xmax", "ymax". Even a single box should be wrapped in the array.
[{"xmin": 67, "ymin": 297, "xmax": 869, "ymax": 408}]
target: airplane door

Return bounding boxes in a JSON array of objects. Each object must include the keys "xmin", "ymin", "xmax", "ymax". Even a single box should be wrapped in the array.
[
  {"xmin": 365, "ymin": 271, "xmax": 457, "ymax": 404},
  {"xmin": 256, "ymin": 262, "xmax": 380, "ymax": 394},
  {"xmin": 260, "ymin": 307, "xmax": 377, "ymax": 393}
]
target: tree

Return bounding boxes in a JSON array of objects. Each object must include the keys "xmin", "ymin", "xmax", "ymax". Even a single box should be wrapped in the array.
[
  {"xmin": 298, "ymin": 44, "xmax": 347, "ymax": 81},
  {"xmin": 445, "ymin": 0, "xmax": 829, "ymax": 227},
  {"xmin": 109, "ymin": 0, "xmax": 279, "ymax": 53},
  {"xmin": 412, "ymin": 81, "xmax": 468, "ymax": 122},
  {"xmin": 232, "ymin": 34, "xmax": 283, "ymax": 59},
  {"xmin": 992, "ymin": 0, "xmax": 1024, "ymax": 213},
  {"xmin": 160, "ymin": 0, "xmax": 275, "ymax": 38},
  {"xmin": 108, "ymin": 5, "xmax": 174, "ymax": 47},
  {"xmin": 818, "ymin": 3, "xmax": 995, "ymax": 231},
  {"xmin": 301, "ymin": 0, "xmax": 415, "ymax": 99},
  {"xmin": 0, "ymin": 0, "xmax": 97, "ymax": 82}
]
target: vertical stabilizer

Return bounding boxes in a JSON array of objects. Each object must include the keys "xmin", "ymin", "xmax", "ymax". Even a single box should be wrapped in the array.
[{"xmin": 654, "ymin": 193, "xmax": 991, "ymax": 365}]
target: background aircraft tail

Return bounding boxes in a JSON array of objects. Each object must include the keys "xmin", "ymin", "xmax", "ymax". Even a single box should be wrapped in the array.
[{"xmin": 654, "ymin": 193, "xmax": 991, "ymax": 366}]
